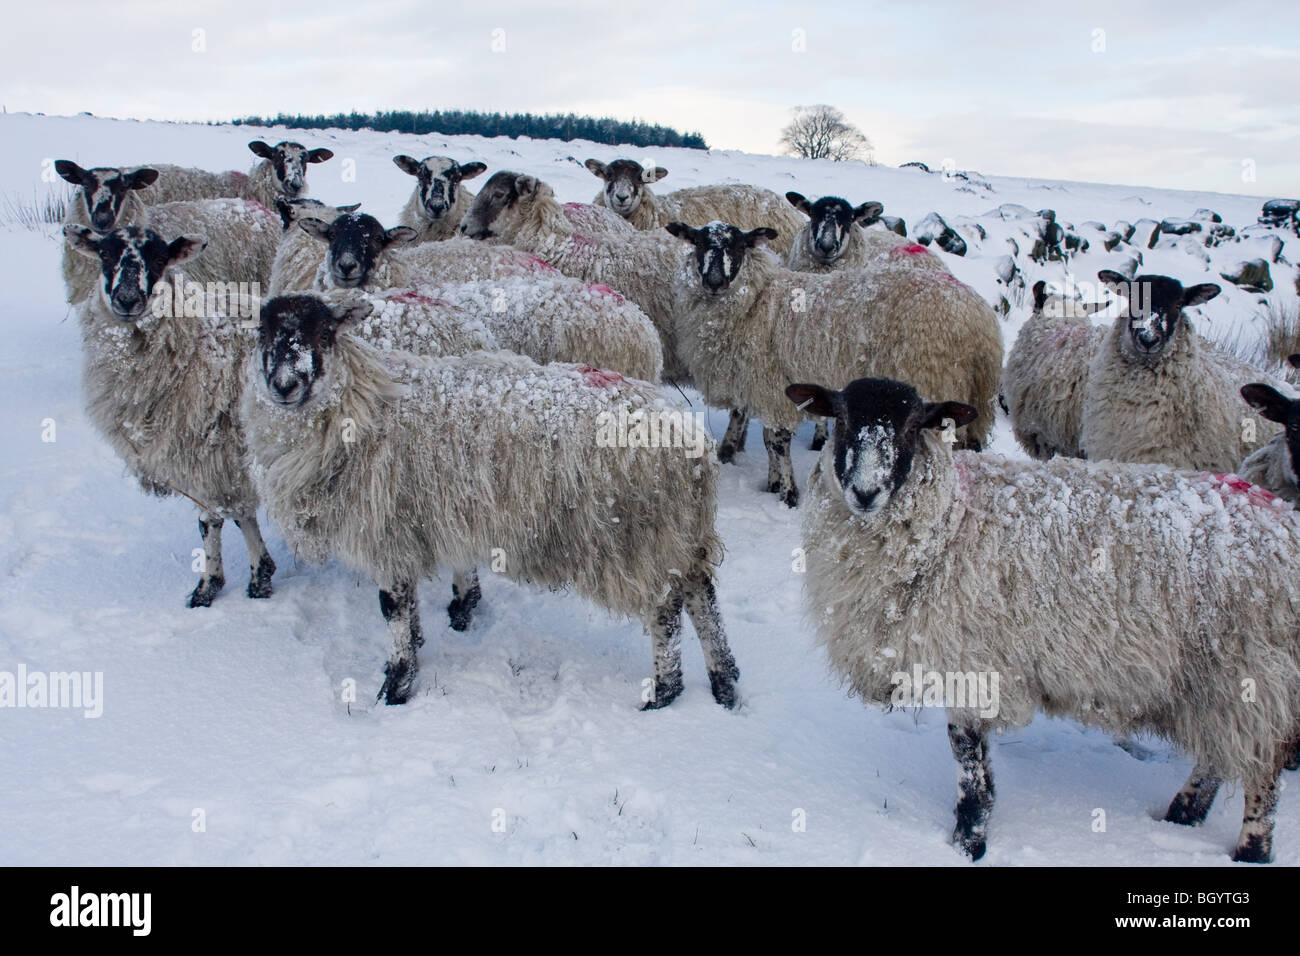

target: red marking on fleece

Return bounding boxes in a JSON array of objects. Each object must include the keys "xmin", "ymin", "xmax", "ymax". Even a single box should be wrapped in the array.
[
  {"xmin": 588, "ymin": 283, "xmax": 625, "ymax": 303},
  {"xmin": 244, "ymin": 199, "xmax": 273, "ymax": 219},
  {"xmin": 570, "ymin": 233, "xmax": 597, "ymax": 249},
  {"xmin": 518, "ymin": 253, "xmax": 557, "ymax": 273},
  {"xmin": 387, "ymin": 290, "xmax": 438, "ymax": 307},
  {"xmin": 891, "ymin": 243, "xmax": 931, "ymax": 257},
  {"xmin": 1211, "ymin": 473, "xmax": 1277, "ymax": 505},
  {"xmin": 231, "ymin": 171, "xmax": 250, "ymax": 184},
  {"xmin": 576, "ymin": 364, "xmax": 624, "ymax": 388}
]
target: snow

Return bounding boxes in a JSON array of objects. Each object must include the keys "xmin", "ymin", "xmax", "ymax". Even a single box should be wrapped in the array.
[{"xmin": 1, "ymin": 113, "xmax": 1296, "ymax": 866}]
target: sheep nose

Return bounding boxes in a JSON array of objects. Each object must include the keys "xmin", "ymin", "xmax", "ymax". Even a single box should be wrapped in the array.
[
  {"xmin": 273, "ymin": 379, "xmax": 298, "ymax": 400},
  {"xmin": 852, "ymin": 487, "xmax": 879, "ymax": 511},
  {"xmin": 336, "ymin": 258, "xmax": 358, "ymax": 276}
]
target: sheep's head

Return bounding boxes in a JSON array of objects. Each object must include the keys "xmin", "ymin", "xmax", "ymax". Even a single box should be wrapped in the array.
[
  {"xmin": 460, "ymin": 171, "xmax": 550, "ymax": 240},
  {"xmin": 1098, "ymin": 269, "xmax": 1219, "ymax": 363},
  {"xmin": 393, "ymin": 155, "xmax": 487, "ymax": 223},
  {"xmin": 64, "ymin": 225, "xmax": 204, "ymax": 320},
  {"xmin": 584, "ymin": 158, "xmax": 667, "ymax": 218},
  {"xmin": 666, "ymin": 221, "xmax": 777, "ymax": 296},
  {"xmin": 1030, "ymin": 279, "xmax": 1107, "ymax": 319},
  {"xmin": 785, "ymin": 378, "xmax": 976, "ymax": 520},
  {"xmin": 1242, "ymin": 357, "xmax": 1300, "ymax": 490},
  {"xmin": 273, "ymin": 198, "xmax": 360, "ymax": 232},
  {"xmin": 297, "ymin": 212, "xmax": 415, "ymax": 288},
  {"xmin": 786, "ymin": 192, "xmax": 883, "ymax": 265},
  {"xmin": 248, "ymin": 140, "xmax": 333, "ymax": 199},
  {"xmin": 257, "ymin": 293, "xmax": 373, "ymax": 407},
  {"xmin": 55, "ymin": 161, "xmax": 159, "ymax": 233}
]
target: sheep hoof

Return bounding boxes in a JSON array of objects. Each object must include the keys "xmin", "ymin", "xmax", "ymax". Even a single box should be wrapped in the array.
[
  {"xmin": 1231, "ymin": 839, "xmax": 1272, "ymax": 864},
  {"xmin": 709, "ymin": 670, "xmax": 739, "ymax": 709},
  {"xmin": 246, "ymin": 554, "xmax": 276, "ymax": 599},
  {"xmin": 377, "ymin": 660, "xmax": 415, "ymax": 705},
  {"xmin": 779, "ymin": 487, "xmax": 799, "ymax": 508},
  {"xmin": 955, "ymin": 834, "xmax": 987, "ymax": 861},
  {"xmin": 186, "ymin": 576, "xmax": 224, "ymax": 608},
  {"xmin": 809, "ymin": 435, "xmax": 826, "ymax": 452},
  {"xmin": 717, "ymin": 443, "xmax": 738, "ymax": 464},
  {"xmin": 447, "ymin": 584, "xmax": 482, "ymax": 631},
  {"xmin": 1285, "ymin": 741, "xmax": 1300, "ymax": 772},
  {"xmin": 641, "ymin": 678, "xmax": 683, "ymax": 711}
]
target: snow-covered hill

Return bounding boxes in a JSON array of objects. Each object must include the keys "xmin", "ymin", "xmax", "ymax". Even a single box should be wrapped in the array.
[{"xmin": 0, "ymin": 113, "xmax": 1295, "ymax": 866}]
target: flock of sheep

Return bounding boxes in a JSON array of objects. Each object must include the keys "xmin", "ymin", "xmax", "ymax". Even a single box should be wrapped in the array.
[{"xmin": 53, "ymin": 137, "xmax": 1300, "ymax": 864}]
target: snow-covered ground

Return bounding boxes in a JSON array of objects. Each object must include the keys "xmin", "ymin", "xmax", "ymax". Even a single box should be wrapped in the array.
[{"xmin": 1, "ymin": 113, "xmax": 1296, "ymax": 866}]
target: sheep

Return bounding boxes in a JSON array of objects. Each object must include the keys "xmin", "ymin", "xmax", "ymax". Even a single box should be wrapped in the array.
[
  {"xmin": 268, "ymin": 198, "xmax": 361, "ymax": 295},
  {"xmin": 666, "ymin": 221, "xmax": 1003, "ymax": 506},
  {"xmin": 56, "ymin": 161, "xmax": 156, "ymax": 306},
  {"xmin": 1239, "ymin": 356, "xmax": 1300, "ymax": 508},
  {"xmin": 297, "ymin": 212, "xmax": 563, "ymax": 292},
  {"xmin": 138, "ymin": 141, "xmax": 334, "ymax": 207},
  {"xmin": 64, "ymin": 224, "xmax": 275, "ymax": 608},
  {"xmin": 460, "ymin": 172, "xmax": 698, "ymax": 382},
  {"xmin": 584, "ymin": 158, "xmax": 806, "ymax": 258},
  {"xmin": 1001, "ymin": 279, "xmax": 1108, "ymax": 460},
  {"xmin": 1080, "ymin": 270, "xmax": 1284, "ymax": 470},
  {"xmin": 787, "ymin": 374, "xmax": 1300, "ymax": 863},
  {"xmin": 242, "ymin": 293, "xmax": 739, "ymax": 708},
  {"xmin": 393, "ymin": 155, "xmax": 487, "ymax": 243}
]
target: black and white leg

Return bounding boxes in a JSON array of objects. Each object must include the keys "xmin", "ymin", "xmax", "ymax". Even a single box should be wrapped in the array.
[
  {"xmin": 447, "ymin": 567, "xmax": 481, "ymax": 632},
  {"xmin": 377, "ymin": 579, "xmax": 422, "ymax": 705},
  {"xmin": 1232, "ymin": 754, "xmax": 1284, "ymax": 863},
  {"xmin": 681, "ymin": 568, "xmax": 739, "ymax": 709},
  {"xmin": 948, "ymin": 722, "xmax": 995, "ymax": 861},
  {"xmin": 233, "ymin": 513, "xmax": 275, "ymax": 599},
  {"xmin": 1164, "ymin": 763, "xmax": 1222, "ymax": 826},
  {"xmin": 187, "ymin": 513, "xmax": 226, "ymax": 608},
  {"xmin": 642, "ymin": 584, "xmax": 684, "ymax": 710},
  {"xmin": 810, "ymin": 419, "xmax": 828, "ymax": 451},
  {"xmin": 718, "ymin": 408, "xmax": 749, "ymax": 463},
  {"xmin": 762, "ymin": 426, "xmax": 798, "ymax": 507}
]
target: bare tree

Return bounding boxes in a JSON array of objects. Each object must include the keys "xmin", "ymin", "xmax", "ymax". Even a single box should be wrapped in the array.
[{"xmin": 779, "ymin": 105, "xmax": 873, "ymax": 163}]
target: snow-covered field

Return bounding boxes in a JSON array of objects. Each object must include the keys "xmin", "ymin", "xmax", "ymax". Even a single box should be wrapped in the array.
[{"xmin": 1, "ymin": 113, "xmax": 1296, "ymax": 866}]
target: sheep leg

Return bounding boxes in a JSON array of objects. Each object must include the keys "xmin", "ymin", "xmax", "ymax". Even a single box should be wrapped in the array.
[
  {"xmin": 718, "ymin": 408, "xmax": 749, "ymax": 463},
  {"xmin": 1163, "ymin": 763, "xmax": 1222, "ymax": 826},
  {"xmin": 1285, "ymin": 736, "xmax": 1299, "ymax": 773},
  {"xmin": 762, "ymin": 426, "xmax": 798, "ymax": 507},
  {"xmin": 681, "ymin": 568, "xmax": 739, "ymax": 709},
  {"xmin": 641, "ymin": 584, "xmax": 684, "ymax": 710},
  {"xmin": 810, "ymin": 419, "xmax": 828, "ymax": 451},
  {"xmin": 447, "ymin": 567, "xmax": 481, "ymax": 632},
  {"xmin": 377, "ymin": 579, "xmax": 422, "ymax": 705},
  {"xmin": 1232, "ymin": 757, "xmax": 1284, "ymax": 864},
  {"xmin": 232, "ymin": 514, "xmax": 275, "ymax": 599},
  {"xmin": 948, "ymin": 722, "xmax": 995, "ymax": 861},
  {"xmin": 187, "ymin": 514, "xmax": 226, "ymax": 608}
]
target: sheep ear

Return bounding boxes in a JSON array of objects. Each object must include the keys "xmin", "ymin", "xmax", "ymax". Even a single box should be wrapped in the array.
[
  {"xmin": 1288, "ymin": 354, "xmax": 1300, "ymax": 369},
  {"xmin": 745, "ymin": 227, "xmax": 778, "ymax": 246},
  {"xmin": 297, "ymin": 218, "xmax": 333, "ymax": 243},
  {"xmin": 1182, "ymin": 283, "xmax": 1220, "ymax": 307},
  {"xmin": 920, "ymin": 401, "xmax": 978, "ymax": 431},
  {"xmin": 306, "ymin": 148, "xmax": 333, "ymax": 163},
  {"xmin": 646, "ymin": 167, "xmax": 668, "ymax": 183},
  {"xmin": 329, "ymin": 299, "xmax": 374, "ymax": 328},
  {"xmin": 337, "ymin": 202, "xmax": 361, "ymax": 213},
  {"xmin": 853, "ymin": 201, "xmax": 884, "ymax": 224},
  {"xmin": 584, "ymin": 159, "xmax": 606, "ymax": 179},
  {"xmin": 64, "ymin": 224, "xmax": 100, "ymax": 257},
  {"xmin": 393, "ymin": 155, "xmax": 422, "ymax": 176},
  {"xmin": 1031, "ymin": 280, "xmax": 1048, "ymax": 311},
  {"xmin": 167, "ymin": 234, "xmax": 207, "ymax": 267},
  {"xmin": 458, "ymin": 161, "xmax": 487, "ymax": 181},
  {"xmin": 514, "ymin": 175, "xmax": 539, "ymax": 197},
  {"xmin": 1097, "ymin": 269, "xmax": 1127, "ymax": 289},
  {"xmin": 786, "ymin": 191, "xmax": 810, "ymax": 214},
  {"xmin": 248, "ymin": 140, "xmax": 274, "ymax": 159},
  {"xmin": 384, "ymin": 226, "xmax": 417, "ymax": 246},
  {"xmin": 664, "ymin": 222, "xmax": 697, "ymax": 242},
  {"xmin": 54, "ymin": 160, "xmax": 90, "ymax": 187},
  {"xmin": 1241, "ymin": 384, "xmax": 1292, "ymax": 424},
  {"xmin": 785, "ymin": 383, "xmax": 839, "ymax": 418},
  {"xmin": 124, "ymin": 167, "xmax": 159, "ymax": 190},
  {"xmin": 274, "ymin": 197, "xmax": 293, "ymax": 229}
]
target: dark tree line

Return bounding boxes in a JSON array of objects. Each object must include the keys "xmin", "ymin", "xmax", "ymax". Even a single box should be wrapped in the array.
[{"xmin": 228, "ymin": 109, "xmax": 708, "ymax": 150}]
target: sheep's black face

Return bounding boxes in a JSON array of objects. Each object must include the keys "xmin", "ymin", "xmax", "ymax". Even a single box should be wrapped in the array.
[
  {"xmin": 275, "ymin": 198, "xmax": 360, "ymax": 232},
  {"xmin": 257, "ymin": 294, "xmax": 337, "ymax": 407},
  {"xmin": 584, "ymin": 158, "xmax": 666, "ymax": 217},
  {"xmin": 785, "ymin": 378, "xmax": 977, "ymax": 519},
  {"xmin": 55, "ymin": 161, "xmax": 159, "ymax": 233},
  {"xmin": 298, "ymin": 213, "xmax": 414, "ymax": 288},
  {"xmin": 1099, "ymin": 270, "xmax": 1220, "ymax": 363},
  {"xmin": 394, "ymin": 155, "xmax": 487, "ymax": 222},
  {"xmin": 665, "ymin": 221, "xmax": 778, "ymax": 296},
  {"xmin": 1242, "ymin": 376, "xmax": 1300, "ymax": 488},
  {"xmin": 460, "ymin": 170, "xmax": 524, "ymax": 239},
  {"xmin": 787, "ymin": 193, "xmax": 883, "ymax": 265},
  {"xmin": 249, "ymin": 140, "xmax": 333, "ymax": 199},
  {"xmin": 64, "ymin": 225, "xmax": 204, "ymax": 319}
]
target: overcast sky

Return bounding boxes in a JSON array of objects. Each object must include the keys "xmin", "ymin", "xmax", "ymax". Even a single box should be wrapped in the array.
[{"xmin": 3, "ymin": 0, "xmax": 1297, "ymax": 196}]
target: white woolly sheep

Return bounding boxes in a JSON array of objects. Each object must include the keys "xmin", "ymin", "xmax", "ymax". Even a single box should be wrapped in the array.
[
  {"xmin": 393, "ymin": 155, "xmax": 488, "ymax": 243},
  {"xmin": 64, "ymin": 224, "xmax": 275, "ymax": 607},
  {"xmin": 584, "ymin": 158, "xmax": 806, "ymax": 258},
  {"xmin": 1001, "ymin": 279, "xmax": 1108, "ymax": 460},
  {"xmin": 787, "ymin": 375, "xmax": 1300, "ymax": 863},
  {"xmin": 666, "ymin": 221, "xmax": 1003, "ymax": 506},
  {"xmin": 242, "ymin": 293, "xmax": 739, "ymax": 707},
  {"xmin": 268, "ymin": 198, "xmax": 361, "ymax": 295},
  {"xmin": 138, "ymin": 141, "xmax": 334, "ymax": 207},
  {"xmin": 1081, "ymin": 271, "xmax": 1284, "ymax": 470}
]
